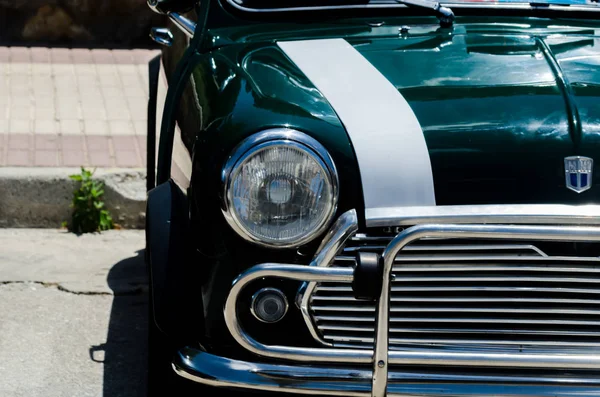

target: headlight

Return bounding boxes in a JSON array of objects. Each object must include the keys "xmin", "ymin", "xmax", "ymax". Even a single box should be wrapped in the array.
[{"xmin": 222, "ymin": 129, "xmax": 339, "ymax": 248}]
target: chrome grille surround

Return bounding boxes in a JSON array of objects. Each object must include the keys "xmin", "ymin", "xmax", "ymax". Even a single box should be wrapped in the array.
[
  {"xmin": 309, "ymin": 237, "xmax": 600, "ymax": 354},
  {"xmin": 221, "ymin": 206, "xmax": 600, "ymax": 397}
]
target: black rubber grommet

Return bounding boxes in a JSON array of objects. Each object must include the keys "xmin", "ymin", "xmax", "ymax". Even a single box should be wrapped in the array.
[{"xmin": 352, "ymin": 252, "xmax": 383, "ymax": 301}]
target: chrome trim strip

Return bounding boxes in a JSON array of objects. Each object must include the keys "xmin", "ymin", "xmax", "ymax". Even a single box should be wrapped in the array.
[
  {"xmin": 366, "ymin": 204, "xmax": 600, "ymax": 227},
  {"xmin": 297, "ymin": 209, "xmax": 359, "ymax": 346},
  {"xmin": 173, "ymin": 348, "xmax": 600, "ymax": 396},
  {"xmin": 168, "ymin": 12, "xmax": 196, "ymax": 38},
  {"xmin": 371, "ymin": 223, "xmax": 600, "ymax": 397},
  {"xmin": 224, "ymin": 0, "xmax": 600, "ymax": 14}
]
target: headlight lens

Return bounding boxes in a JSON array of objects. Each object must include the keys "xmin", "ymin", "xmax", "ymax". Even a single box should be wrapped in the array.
[{"xmin": 223, "ymin": 130, "xmax": 338, "ymax": 248}]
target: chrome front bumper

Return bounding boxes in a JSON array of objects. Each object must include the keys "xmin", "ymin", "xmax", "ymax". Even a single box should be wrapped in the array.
[
  {"xmin": 173, "ymin": 347, "xmax": 600, "ymax": 396},
  {"xmin": 174, "ymin": 205, "xmax": 600, "ymax": 396}
]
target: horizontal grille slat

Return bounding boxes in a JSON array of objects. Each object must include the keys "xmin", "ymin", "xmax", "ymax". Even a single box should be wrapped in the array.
[
  {"xmin": 320, "ymin": 335, "xmax": 600, "ymax": 347},
  {"xmin": 312, "ymin": 296, "xmax": 600, "ymax": 304},
  {"xmin": 323, "ymin": 327, "xmax": 600, "ymax": 337},
  {"xmin": 391, "ymin": 265, "xmax": 600, "ymax": 272},
  {"xmin": 312, "ymin": 306, "xmax": 600, "ymax": 315},
  {"xmin": 316, "ymin": 316, "xmax": 600, "ymax": 326},
  {"xmin": 316, "ymin": 285, "xmax": 600, "ymax": 294},
  {"xmin": 308, "ymin": 237, "xmax": 600, "ymax": 355}
]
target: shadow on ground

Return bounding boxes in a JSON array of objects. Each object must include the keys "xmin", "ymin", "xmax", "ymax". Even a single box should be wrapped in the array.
[{"xmin": 89, "ymin": 249, "xmax": 149, "ymax": 397}]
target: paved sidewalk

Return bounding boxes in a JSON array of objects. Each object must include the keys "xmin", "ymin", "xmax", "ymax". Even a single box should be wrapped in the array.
[{"xmin": 0, "ymin": 47, "xmax": 161, "ymax": 168}]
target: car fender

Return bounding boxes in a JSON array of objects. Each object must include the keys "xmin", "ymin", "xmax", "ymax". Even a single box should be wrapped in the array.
[{"xmin": 147, "ymin": 180, "xmax": 202, "ymax": 339}]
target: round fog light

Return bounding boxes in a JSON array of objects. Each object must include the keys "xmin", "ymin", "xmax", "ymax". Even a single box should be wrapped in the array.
[{"xmin": 251, "ymin": 288, "xmax": 288, "ymax": 323}]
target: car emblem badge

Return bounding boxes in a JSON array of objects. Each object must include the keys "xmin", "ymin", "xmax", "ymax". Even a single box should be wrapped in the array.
[{"xmin": 565, "ymin": 156, "xmax": 593, "ymax": 193}]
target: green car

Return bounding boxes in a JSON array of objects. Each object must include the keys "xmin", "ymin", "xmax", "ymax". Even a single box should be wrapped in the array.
[{"xmin": 145, "ymin": 0, "xmax": 600, "ymax": 395}]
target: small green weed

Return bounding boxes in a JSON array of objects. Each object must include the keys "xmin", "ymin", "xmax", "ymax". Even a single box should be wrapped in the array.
[{"xmin": 67, "ymin": 168, "xmax": 114, "ymax": 233}]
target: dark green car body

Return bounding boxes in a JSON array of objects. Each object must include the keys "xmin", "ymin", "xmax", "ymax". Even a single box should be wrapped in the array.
[{"xmin": 146, "ymin": 0, "xmax": 600, "ymax": 395}]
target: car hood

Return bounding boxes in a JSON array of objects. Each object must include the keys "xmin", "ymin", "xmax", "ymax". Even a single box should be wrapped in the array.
[
  {"xmin": 351, "ymin": 30, "xmax": 600, "ymax": 205},
  {"xmin": 235, "ymin": 20, "xmax": 600, "ymax": 207}
]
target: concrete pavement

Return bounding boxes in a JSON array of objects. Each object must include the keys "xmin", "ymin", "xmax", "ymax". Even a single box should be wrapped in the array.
[{"xmin": 0, "ymin": 229, "xmax": 147, "ymax": 396}]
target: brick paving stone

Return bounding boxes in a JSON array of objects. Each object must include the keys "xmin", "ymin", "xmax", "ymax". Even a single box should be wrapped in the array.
[
  {"xmin": 62, "ymin": 149, "xmax": 86, "ymax": 167},
  {"xmin": 0, "ymin": 47, "xmax": 9, "ymax": 62},
  {"xmin": 9, "ymin": 62, "xmax": 31, "ymax": 76},
  {"xmin": 61, "ymin": 135, "xmax": 85, "ymax": 151},
  {"xmin": 82, "ymin": 106, "xmax": 107, "ymax": 121},
  {"xmin": 136, "ymin": 136, "xmax": 146, "ymax": 152},
  {"xmin": 84, "ymin": 120, "xmax": 109, "ymax": 135},
  {"xmin": 134, "ymin": 121, "xmax": 146, "ymax": 136},
  {"xmin": 71, "ymin": 49, "xmax": 93, "ymax": 63},
  {"xmin": 74, "ymin": 64, "xmax": 97, "ymax": 76},
  {"xmin": 57, "ymin": 102, "xmax": 82, "ymax": 121},
  {"xmin": 34, "ymin": 120, "xmax": 58, "ymax": 134},
  {"xmin": 92, "ymin": 50, "xmax": 115, "ymax": 65},
  {"xmin": 60, "ymin": 120, "xmax": 82, "ymax": 135},
  {"xmin": 109, "ymin": 120, "xmax": 135, "ymax": 135},
  {"xmin": 127, "ymin": 98, "xmax": 147, "ymax": 121},
  {"xmin": 106, "ymin": 105, "xmax": 131, "ymax": 121},
  {"xmin": 139, "ymin": 150, "xmax": 147, "ymax": 166},
  {"xmin": 30, "ymin": 47, "xmax": 50, "ymax": 63},
  {"xmin": 9, "ymin": 119, "xmax": 31, "ymax": 134},
  {"xmin": 51, "ymin": 48, "xmax": 72, "ymax": 63},
  {"xmin": 52, "ymin": 63, "xmax": 74, "ymax": 76},
  {"xmin": 88, "ymin": 150, "xmax": 113, "ymax": 167},
  {"xmin": 34, "ymin": 150, "xmax": 59, "ymax": 166},
  {"xmin": 10, "ymin": 96, "xmax": 31, "ymax": 107},
  {"xmin": 7, "ymin": 149, "xmax": 31, "ymax": 166},
  {"xmin": 9, "ymin": 77, "xmax": 30, "ymax": 94},
  {"xmin": 34, "ymin": 108, "xmax": 55, "ymax": 121},
  {"xmin": 101, "ymin": 86, "xmax": 125, "ymax": 99},
  {"xmin": 98, "ymin": 73, "xmax": 121, "ymax": 88},
  {"xmin": 86, "ymin": 135, "xmax": 110, "ymax": 152},
  {"xmin": 10, "ymin": 105, "xmax": 32, "ymax": 119},
  {"xmin": 8, "ymin": 134, "xmax": 33, "ymax": 149},
  {"xmin": 34, "ymin": 94, "xmax": 55, "ymax": 106},
  {"xmin": 112, "ymin": 136, "xmax": 138, "ymax": 151},
  {"xmin": 113, "ymin": 50, "xmax": 134, "ymax": 64},
  {"xmin": 115, "ymin": 150, "xmax": 140, "ymax": 168},
  {"xmin": 80, "ymin": 94, "xmax": 104, "ymax": 109},
  {"xmin": 32, "ymin": 63, "xmax": 52, "ymax": 75},
  {"xmin": 10, "ymin": 47, "xmax": 31, "ymax": 63},
  {"xmin": 35, "ymin": 135, "xmax": 59, "ymax": 150}
]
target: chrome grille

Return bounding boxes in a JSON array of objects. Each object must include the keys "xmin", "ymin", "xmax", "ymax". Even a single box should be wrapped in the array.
[{"xmin": 309, "ymin": 235, "xmax": 600, "ymax": 353}]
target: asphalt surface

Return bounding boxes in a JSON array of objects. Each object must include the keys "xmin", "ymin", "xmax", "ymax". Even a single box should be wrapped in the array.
[{"xmin": 0, "ymin": 229, "xmax": 147, "ymax": 397}]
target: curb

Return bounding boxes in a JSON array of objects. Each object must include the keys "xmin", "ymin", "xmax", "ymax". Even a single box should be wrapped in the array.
[{"xmin": 0, "ymin": 168, "xmax": 146, "ymax": 229}]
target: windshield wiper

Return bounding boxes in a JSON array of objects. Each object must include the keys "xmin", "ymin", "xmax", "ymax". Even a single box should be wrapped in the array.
[{"xmin": 394, "ymin": 0, "xmax": 455, "ymax": 27}]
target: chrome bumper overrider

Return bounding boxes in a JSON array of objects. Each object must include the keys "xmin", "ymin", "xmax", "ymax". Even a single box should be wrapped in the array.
[{"xmin": 174, "ymin": 205, "xmax": 600, "ymax": 396}]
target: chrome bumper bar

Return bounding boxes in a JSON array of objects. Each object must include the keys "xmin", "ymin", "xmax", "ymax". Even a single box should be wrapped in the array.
[
  {"xmin": 173, "ymin": 347, "xmax": 600, "ymax": 397},
  {"xmin": 175, "ymin": 206, "xmax": 600, "ymax": 396}
]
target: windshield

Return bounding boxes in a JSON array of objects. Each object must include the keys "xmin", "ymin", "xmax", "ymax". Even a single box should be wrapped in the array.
[
  {"xmin": 452, "ymin": 0, "xmax": 591, "ymax": 2},
  {"xmin": 226, "ymin": 0, "xmax": 600, "ymax": 12}
]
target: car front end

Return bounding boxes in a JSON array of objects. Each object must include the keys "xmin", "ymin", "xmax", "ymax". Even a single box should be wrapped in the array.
[{"xmin": 146, "ymin": 1, "xmax": 600, "ymax": 395}]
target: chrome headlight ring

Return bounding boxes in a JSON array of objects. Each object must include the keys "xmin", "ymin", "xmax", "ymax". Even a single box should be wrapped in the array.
[{"xmin": 221, "ymin": 128, "xmax": 339, "ymax": 248}]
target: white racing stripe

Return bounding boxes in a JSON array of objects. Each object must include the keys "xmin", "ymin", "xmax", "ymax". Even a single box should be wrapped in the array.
[{"xmin": 277, "ymin": 38, "xmax": 436, "ymax": 211}]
